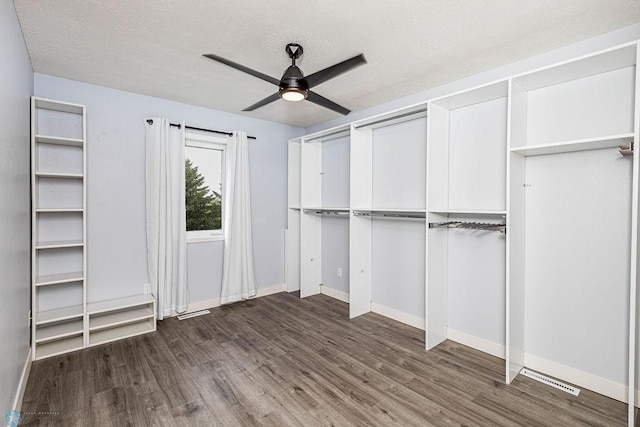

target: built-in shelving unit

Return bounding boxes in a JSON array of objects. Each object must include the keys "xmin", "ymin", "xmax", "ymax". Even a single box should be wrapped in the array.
[
  {"xmin": 288, "ymin": 40, "xmax": 640, "ymax": 425},
  {"xmin": 300, "ymin": 125, "xmax": 351, "ymax": 299},
  {"xmin": 87, "ymin": 294, "xmax": 156, "ymax": 346},
  {"xmin": 350, "ymin": 106, "xmax": 428, "ymax": 319},
  {"xmin": 507, "ymin": 42, "xmax": 639, "ymax": 426},
  {"xmin": 31, "ymin": 97, "xmax": 87, "ymax": 360},
  {"xmin": 31, "ymin": 97, "xmax": 157, "ymax": 360},
  {"xmin": 426, "ymin": 81, "xmax": 509, "ymax": 351}
]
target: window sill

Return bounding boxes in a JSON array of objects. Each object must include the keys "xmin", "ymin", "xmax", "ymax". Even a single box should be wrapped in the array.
[{"xmin": 186, "ymin": 235, "xmax": 224, "ymax": 244}]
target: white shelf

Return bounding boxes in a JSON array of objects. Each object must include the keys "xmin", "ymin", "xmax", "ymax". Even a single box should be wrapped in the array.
[
  {"xmin": 36, "ymin": 172, "xmax": 83, "ymax": 179},
  {"xmin": 36, "ymin": 305, "xmax": 83, "ymax": 325},
  {"xmin": 35, "ymin": 135, "xmax": 84, "ymax": 147},
  {"xmin": 89, "ymin": 306, "xmax": 154, "ymax": 332},
  {"xmin": 87, "ymin": 294, "xmax": 155, "ymax": 315},
  {"xmin": 510, "ymin": 133, "xmax": 633, "ymax": 157},
  {"xmin": 34, "ymin": 98, "xmax": 84, "ymax": 114},
  {"xmin": 35, "ymin": 319, "xmax": 83, "ymax": 343},
  {"xmin": 36, "ymin": 208, "xmax": 84, "ymax": 213},
  {"xmin": 428, "ymin": 209, "xmax": 507, "ymax": 215},
  {"xmin": 35, "ymin": 335, "xmax": 84, "ymax": 360},
  {"xmin": 89, "ymin": 319, "xmax": 155, "ymax": 347},
  {"xmin": 35, "ymin": 271, "xmax": 84, "ymax": 286},
  {"xmin": 35, "ymin": 239, "xmax": 84, "ymax": 250}
]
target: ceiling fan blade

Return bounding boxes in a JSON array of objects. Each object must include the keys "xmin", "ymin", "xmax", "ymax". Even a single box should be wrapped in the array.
[
  {"xmin": 307, "ymin": 91, "xmax": 350, "ymax": 115},
  {"xmin": 302, "ymin": 54, "xmax": 367, "ymax": 89},
  {"xmin": 203, "ymin": 54, "xmax": 280, "ymax": 86},
  {"xmin": 242, "ymin": 93, "xmax": 281, "ymax": 111}
]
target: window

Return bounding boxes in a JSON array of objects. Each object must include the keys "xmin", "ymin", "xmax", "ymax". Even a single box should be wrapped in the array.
[{"xmin": 185, "ymin": 133, "xmax": 226, "ymax": 242}]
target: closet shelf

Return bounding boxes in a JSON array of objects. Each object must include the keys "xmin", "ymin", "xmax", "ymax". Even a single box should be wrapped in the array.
[
  {"xmin": 510, "ymin": 133, "xmax": 634, "ymax": 157},
  {"xmin": 35, "ymin": 336, "xmax": 84, "ymax": 360},
  {"xmin": 35, "ymin": 239, "xmax": 84, "ymax": 250},
  {"xmin": 35, "ymin": 135, "xmax": 84, "ymax": 147},
  {"xmin": 36, "ymin": 305, "xmax": 84, "ymax": 325},
  {"xmin": 35, "ymin": 271, "xmax": 84, "ymax": 286},
  {"xmin": 35, "ymin": 172, "xmax": 83, "ymax": 179},
  {"xmin": 87, "ymin": 294, "xmax": 155, "ymax": 315},
  {"xmin": 35, "ymin": 319, "xmax": 83, "ymax": 343}
]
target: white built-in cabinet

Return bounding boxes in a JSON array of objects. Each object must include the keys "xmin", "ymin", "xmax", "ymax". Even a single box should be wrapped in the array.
[
  {"xmin": 31, "ymin": 97, "xmax": 156, "ymax": 360},
  {"xmin": 286, "ymin": 41, "xmax": 640, "ymax": 425}
]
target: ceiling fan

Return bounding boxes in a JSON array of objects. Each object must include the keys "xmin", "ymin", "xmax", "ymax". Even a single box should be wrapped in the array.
[{"xmin": 203, "ymin": 43, "xmax": 366, "ymax": 115}]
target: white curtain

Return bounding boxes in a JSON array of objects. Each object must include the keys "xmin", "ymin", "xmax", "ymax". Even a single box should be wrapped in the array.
[
  {"xmin": 220, "ymin": 131, "xmax": 257, "ymax": 304},
  {"xmin": 145, "ymin": 118, "xmax": 187, "ymax": 320}
]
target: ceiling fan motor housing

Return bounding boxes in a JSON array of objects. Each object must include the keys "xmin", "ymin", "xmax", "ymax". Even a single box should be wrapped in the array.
[{"xmin": 279, "ymin": 65, "xmax": 309, "ymax": 99}]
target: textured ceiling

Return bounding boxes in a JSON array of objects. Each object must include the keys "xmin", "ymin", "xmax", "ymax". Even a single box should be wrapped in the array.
[{"xmin": 14, "ymin": 0, "xmax": 640, "ymax": 128}]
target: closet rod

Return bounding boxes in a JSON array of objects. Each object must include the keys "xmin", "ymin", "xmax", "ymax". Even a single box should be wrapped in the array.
[
  {"xmin": 429, "ymin": 221, "xmax": 506, "ymax": 234},
  {"xmin": 354, "ymin": 211, "xmax": 426, "ymax": 219},
  {"xmin": 303, "ymin": 209, "xmax": 349, "ymax": 217},
  {"xmin": 352, "ymin": 108, "xmax": 427, "ymax": 129},
  {"xmin": 145, "ymin": 119, "xmax": 256, "ymax": 140},
  {"xmin": 305, "ymin": 129, "xmax": 350, "ymax": 143}
]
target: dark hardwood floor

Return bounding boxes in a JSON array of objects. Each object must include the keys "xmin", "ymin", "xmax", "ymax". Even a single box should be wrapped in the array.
[{"xmin": 22, "ymin": 292, "xmax": 628, "ymax": 426}]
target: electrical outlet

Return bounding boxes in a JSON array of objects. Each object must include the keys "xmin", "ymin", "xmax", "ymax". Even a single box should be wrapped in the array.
[
  {"xmin": 337, "ymin": 267, "xmax": 343, "ymax": 278},
  {"xmin": 144, "ymin": 284, "xmax": 151, "ymax": 294}
]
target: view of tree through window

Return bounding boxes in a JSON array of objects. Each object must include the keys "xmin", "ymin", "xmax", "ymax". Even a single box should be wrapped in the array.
[{"xmin": 185, "ymin": 146, "xmax": 223, "ymax": 232}]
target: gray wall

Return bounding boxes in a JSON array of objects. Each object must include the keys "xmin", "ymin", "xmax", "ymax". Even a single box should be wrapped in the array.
[
  {"xmin": 0, "ymin": 0, "xmax": 33, "ymax": 413},
  {"xmin": 34, "ymin": 74, "xmax": 303, "ymax": 306}
]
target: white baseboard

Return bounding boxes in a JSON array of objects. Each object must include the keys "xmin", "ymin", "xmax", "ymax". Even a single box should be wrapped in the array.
[
  {"xmin": 446, "ymin": 328, "xmax": 506, "ymax": 360},
  {"xmin": 320, "ymin": 286, "xmax": 349, "ymax": 303},
  {"xmin": 523, "ymin": 352, "xmax": 637, "ymax": 404},
  {"xmin": 170, "ymin": 283, "xmax": 286, "ymax": 317},
  {"xmin": 370, "ymin": 302, "xmax": 425, "ymax": 330},
  {"xmin": 12, "ymin": 347, "xmax": 32, "ymax": 411},
  {"xmin": 444, "ymin": 327, "xmax": 638, "ymax": 405}
]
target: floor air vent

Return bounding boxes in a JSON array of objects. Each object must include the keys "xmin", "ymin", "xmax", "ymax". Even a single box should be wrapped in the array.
[
  {"xmin": 520, "ymin": 369, "xmax": 580, "ymax": 396},
  {"xmin": 177, "ymin": 310, "xmax": 211, "ymax": 320}
]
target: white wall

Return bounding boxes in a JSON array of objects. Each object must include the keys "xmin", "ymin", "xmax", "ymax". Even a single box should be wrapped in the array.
[
  {"xmin": 34, "ymin": 74, "xmax": 303, "ymax": 307},
  {"xmin": 0, "ymin": 0, "xmax": 33, "ymax": 413}
]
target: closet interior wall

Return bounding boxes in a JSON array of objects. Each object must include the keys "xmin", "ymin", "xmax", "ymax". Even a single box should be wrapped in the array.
[
  {"xmin": 299, "ymin": 127, "xmax": 351, "ymax": 298},
  {"xmin": 426, "ymin": 82, "xmax": 508, "ymax": 351},
  {"xmin": 287, "ymin": 40, "xmax": 640, "ymax": 425},
  {"xmin": 350, "ymin": 112, "xmax": 427, "ymax": 321},
  {"xmin": 507, "ymin": 43, "xmax": 639, "ymax": 423}
]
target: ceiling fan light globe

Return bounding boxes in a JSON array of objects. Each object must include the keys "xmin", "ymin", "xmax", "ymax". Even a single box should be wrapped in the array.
[{"xmin": 281, "ymin": 89, "xmax": 306, "ymax": 102}]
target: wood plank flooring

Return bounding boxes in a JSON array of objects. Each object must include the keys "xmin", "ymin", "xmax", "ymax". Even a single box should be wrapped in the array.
[{"xmin": 21, "ymin": 292, "xmax": 629, "ymax": 426}]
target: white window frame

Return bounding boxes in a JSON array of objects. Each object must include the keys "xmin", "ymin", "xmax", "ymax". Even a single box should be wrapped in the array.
[{"xmin": 185, "ymin": 132, "xmax": 227, "ymax": 243}]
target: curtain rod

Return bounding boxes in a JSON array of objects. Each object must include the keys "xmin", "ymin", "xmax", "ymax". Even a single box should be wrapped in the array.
[{"xmin": 145, "ymin": 119, "xmax": 256, "ymax": 140}]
